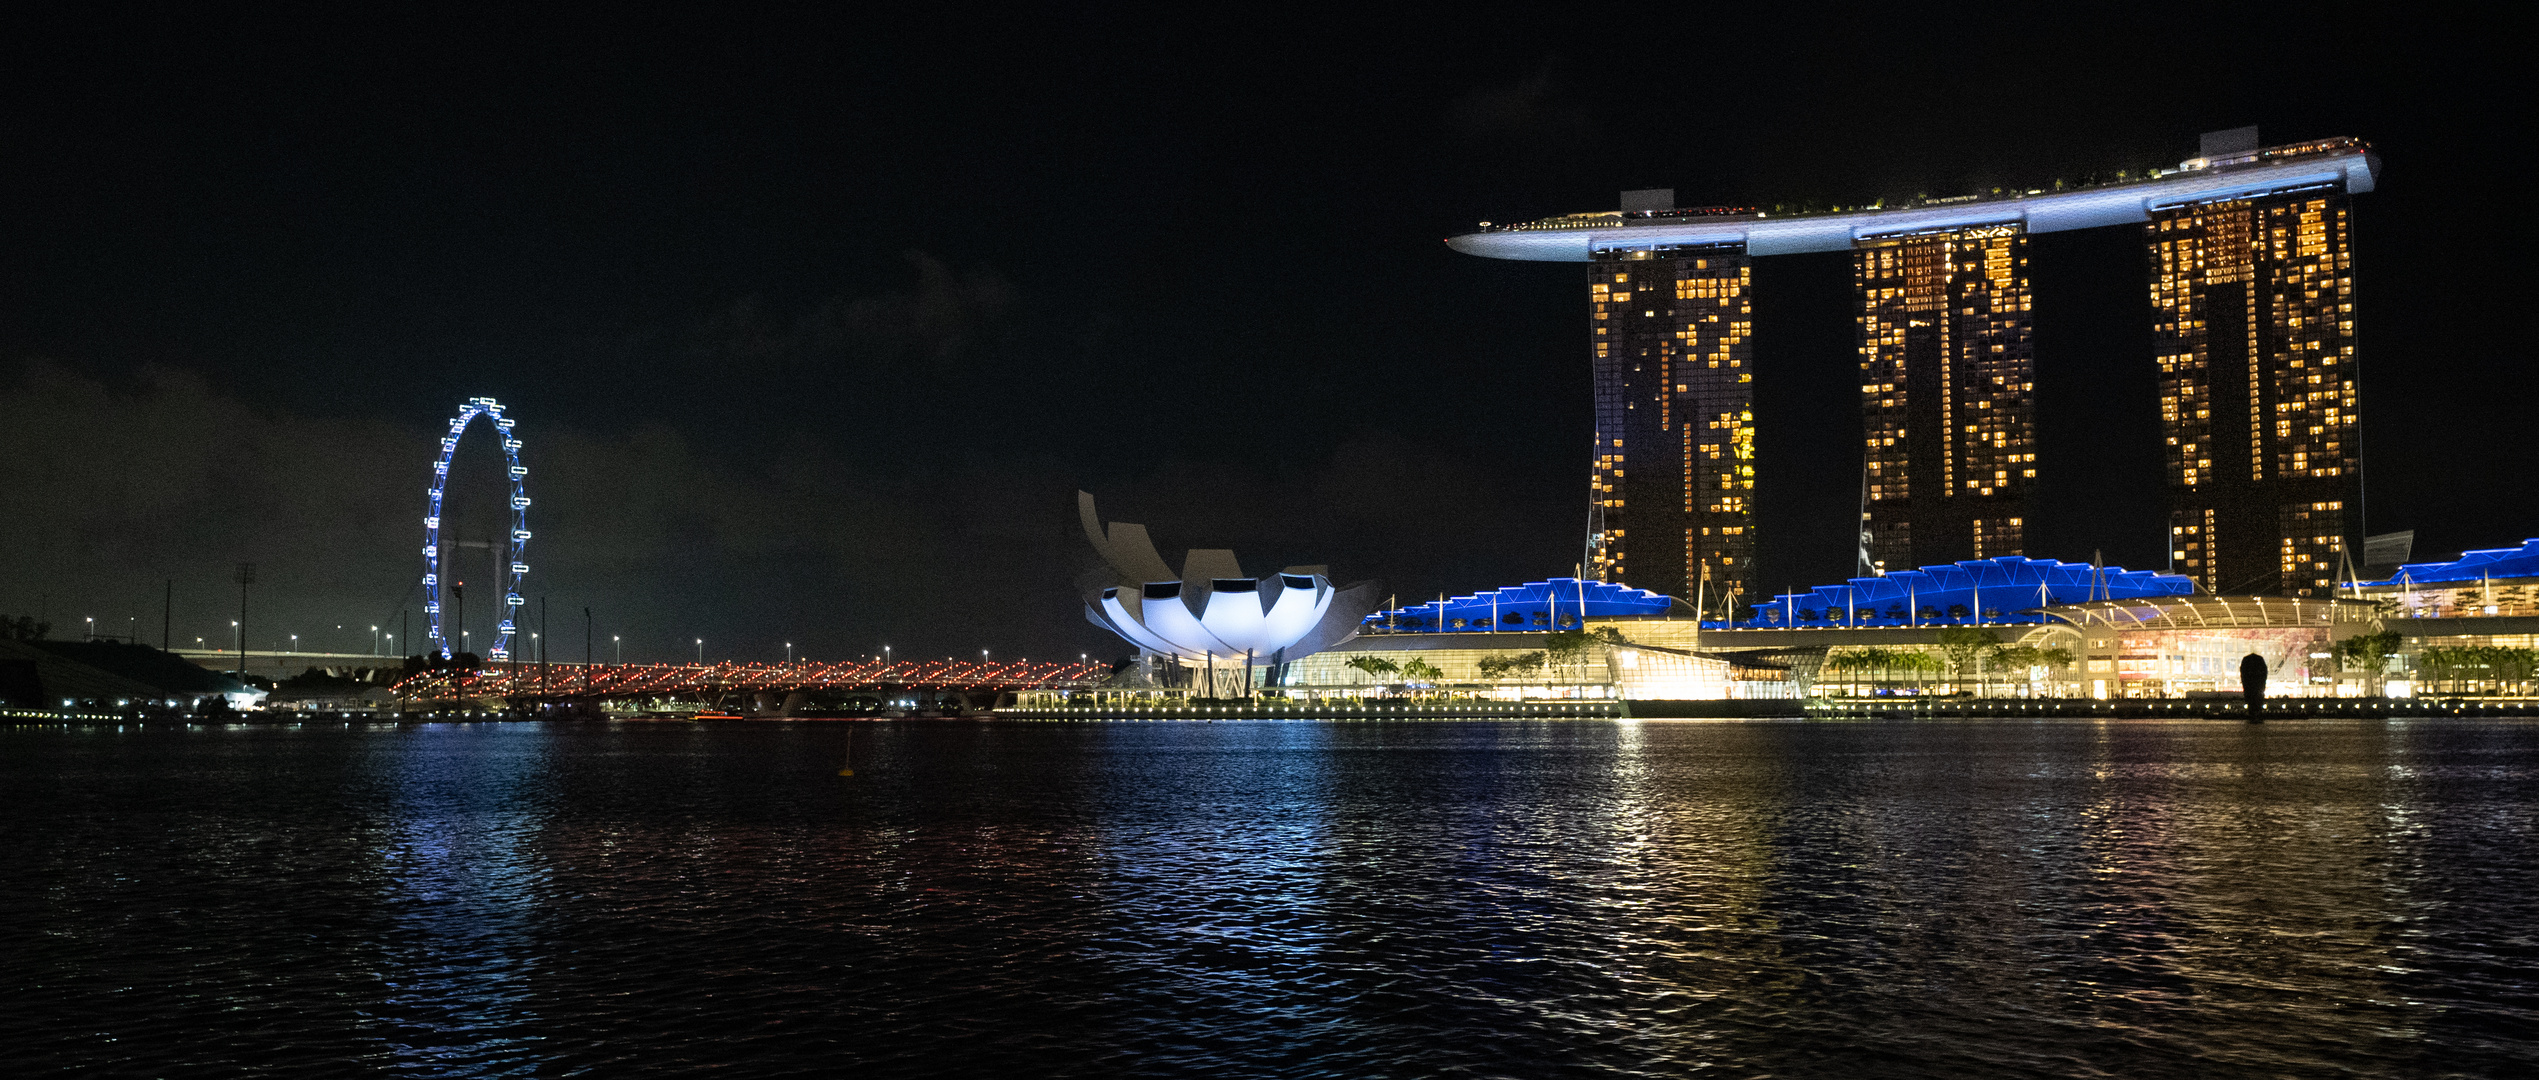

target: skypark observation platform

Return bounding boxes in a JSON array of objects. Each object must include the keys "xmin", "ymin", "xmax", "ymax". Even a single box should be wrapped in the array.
[{"xmin": 1447, "ymin": 138, "xmax": 2379, "ymax": 261}]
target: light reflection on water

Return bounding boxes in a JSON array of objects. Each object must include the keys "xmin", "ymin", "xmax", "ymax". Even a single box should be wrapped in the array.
[
  {"xmin": 373, "ymin": 725, "xmax": 553, "ymax": 1076},
  {"xmin": 2, "ymin": 718, "xmax": 2535, "ymax": 1077}
]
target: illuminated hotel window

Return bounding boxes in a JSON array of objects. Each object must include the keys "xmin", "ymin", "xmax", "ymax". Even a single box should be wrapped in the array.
[
  {"xmin": 1589, "ymin": 244, "xmax": 1752, "ymax": 599},
  {"xmin": 1856, "ymin": 225, "xmax": 2033, "ymax": 569},
  {"xmin": 2152, "ymin": 192, "xmax": 2362, "ymax": 596}
]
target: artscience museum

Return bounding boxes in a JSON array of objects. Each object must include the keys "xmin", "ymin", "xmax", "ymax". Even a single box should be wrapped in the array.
[{"xmin": 1077, "ymin": 493, "xmax": 1382, "ymax": 690}]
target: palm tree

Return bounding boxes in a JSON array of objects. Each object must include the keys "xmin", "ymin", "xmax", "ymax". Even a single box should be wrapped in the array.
[
  {"xmin": 2418, "ymin": 646, "xmax": 2458, "ymax": 695},
  {"xmin": 1543, "ymin": 629, "xmax": 1594, "ymax": 690},
  {"xmin": 1826, "ymin": 647, "xmax": 1955, "ymax": 696},
  {"xmin": 1824, "ymin": 647, "xmax": 1888, "ymax": 696},
  {"xmin": 1342, "ymin": 655, "xmax": 1400, "ymax": 696},
  {"xmin": 1983, "ymin": 644, "xmax": 2074, "ymax": 697},
  {"xmin": 1479, "ymin": 650, "xmax": 1546, "ymax": 695},
  {"xmin": 2335, "ymin": 631, "xmax": 2401, "ymax": 697},
  {"xmin": 1399, "ymin": 658, "xmax": 1443, "ymax": 699},
  {"xmin": 1934, "ymin": 627, "xmax": 1999, "ymax": 696}
]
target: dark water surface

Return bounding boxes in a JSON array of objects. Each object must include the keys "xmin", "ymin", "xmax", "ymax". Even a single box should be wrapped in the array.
[{"xmin": 4, "ymin": 719, "xmax": 2535, "ymax": 1078}]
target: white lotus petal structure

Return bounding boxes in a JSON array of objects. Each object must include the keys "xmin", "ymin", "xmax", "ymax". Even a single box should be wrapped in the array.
[{"xmin": 1078, "ymin": 491, "xmax": 1380, "ymax": 664}]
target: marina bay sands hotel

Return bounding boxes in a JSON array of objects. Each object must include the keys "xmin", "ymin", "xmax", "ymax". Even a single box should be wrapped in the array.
[{"xmin": 1448, "ymin": 128, "xmax": 2378, "ymax": 607}]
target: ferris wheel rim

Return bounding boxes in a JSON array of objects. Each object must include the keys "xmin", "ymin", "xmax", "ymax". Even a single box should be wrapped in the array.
[{"xmin": 423, "ymin": 397, "xmax": 529, "ymax": 662}]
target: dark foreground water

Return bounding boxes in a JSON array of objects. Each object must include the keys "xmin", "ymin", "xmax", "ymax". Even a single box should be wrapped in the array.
[{"xmin": 4, "ymin": 719, "xmax": 2535, "ymax": 1078}]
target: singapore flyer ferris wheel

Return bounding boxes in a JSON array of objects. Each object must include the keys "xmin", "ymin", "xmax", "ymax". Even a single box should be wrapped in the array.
[{"xmin": 423, "ymin": 396, "xmax": 530, "ymax": 661}]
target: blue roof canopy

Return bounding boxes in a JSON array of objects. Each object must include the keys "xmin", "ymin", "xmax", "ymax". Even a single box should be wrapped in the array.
[
  {"xmin": 1745, "ymin": 557, "xmax": 2194, "ymax": 628},
  {"xmin": 1364, "ymin": 578, "xmax": 1674, "ymax": 632},
  {"xmin": 1352, "ymin": 561, "xmax": 2198, "ymax": 633},
  {"xmin": 2382, "ymin": 538, "xmax": 2539, "ymax": 585}
]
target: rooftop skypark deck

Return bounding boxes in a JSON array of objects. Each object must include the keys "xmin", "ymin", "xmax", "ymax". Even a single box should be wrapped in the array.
[{"xmin": 1448, "ymin": 137, "xmax": 2378, "ymax": 261}]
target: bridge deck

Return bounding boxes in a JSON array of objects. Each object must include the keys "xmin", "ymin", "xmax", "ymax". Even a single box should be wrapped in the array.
[{"xmin": 391, "ymin": 658, "xmax": 1107, "ymax": 699}]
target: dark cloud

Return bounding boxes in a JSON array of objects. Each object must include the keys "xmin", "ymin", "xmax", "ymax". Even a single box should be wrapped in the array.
[
  {"xmin": 0, "ymin": 361, "xmax": 1575, "ymax": 664},
  {"xmin": 0, "ymin": 362, "xmax": 417, "ymax": 648},
  {"xmin": 1445, "ymin": 64, "xmax": 1592, "ymax": 150},
  {"xmin": 690, "ymin": 252, "xmax": 1016, "ymax": 372},
  {"xmin": 0, "ymin": 361, "xmax": 913, "ymax": 660},
  {"xmin": 837, "ymin": 253, "xmax": 1018, "ymax": 362},
  {"xmin": 0, "ymin": 9, "xmax": 2528, "ymax": 662}
]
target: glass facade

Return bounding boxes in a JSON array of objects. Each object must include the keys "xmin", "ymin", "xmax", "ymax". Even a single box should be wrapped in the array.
[
  {"xmin": 1856, "ymin": 224, "xmax": 2035, "ymax": 571},
  {"xmin": 1587, "ymin": 243, "xmax": 1754, "ymax": 607},
  {"xmin": 2150, "ymin": 192, "xmax": 2360, "ymax": 596}
]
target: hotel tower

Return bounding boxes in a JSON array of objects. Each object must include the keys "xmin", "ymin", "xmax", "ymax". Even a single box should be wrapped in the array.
[
  {"xmin": 1587, "ymin": 194, "xmax": 1755, "ymax": 606},
  {"xmin": 2150, "ymin": 131, "xmax": 2362, "ymax": 596},
  {"xmin": 1857, "ymin": 223, "xmax": 2035, "ymax": 571},
  {"xmin": 1451, "ymin": 130, "xmax": 2376, "ymax": 605}
]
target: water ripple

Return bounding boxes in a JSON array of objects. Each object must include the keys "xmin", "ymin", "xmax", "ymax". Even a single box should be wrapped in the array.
[{"xmin": 3, "ymin": 719, "xmax": 2535, "ymax": 1077}]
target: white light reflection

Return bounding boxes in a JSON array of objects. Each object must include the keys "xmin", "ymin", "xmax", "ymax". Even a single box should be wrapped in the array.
[{"xmin": 1094, "ymin": 721, "xmax": 1357, "ymax": 1040}]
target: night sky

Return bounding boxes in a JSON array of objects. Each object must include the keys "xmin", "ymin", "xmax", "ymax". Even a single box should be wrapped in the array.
[{"xmin": 1, "ymin": 9, "xmax": 2526, "ymax": 664}]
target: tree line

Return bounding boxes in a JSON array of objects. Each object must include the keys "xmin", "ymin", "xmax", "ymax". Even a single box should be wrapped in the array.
[
  {"xmin": 1341, "ymin": 629, "xmax": 1608, "ymax": 697},
  {"xmin": 1820, "ymin": 628, "xmax": 2073, "ymax": 696},
  {"xmin": 2410, "ymin": 644, "xmax": 2539, "ymax": 695}
]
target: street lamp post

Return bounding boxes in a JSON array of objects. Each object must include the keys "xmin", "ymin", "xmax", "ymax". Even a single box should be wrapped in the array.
[
  {"xmin": 785, "ymin": 642, "xmax": 793, "ymax": 664},
  {"xmin": 85, "ymin": 617, "xmax": 94, "ymax": 641},
  {"xmin": 371, "ymin": 626, "xmax": 380, "ymax": 655},
  {"xmin": 613, "ymin": 635, "xmax": 621, "ymax": 664},
  {"xmin": 234, "ymin": 563, "xmax": 254, "ymax": 681},
  {"xmin": 695, "ymin": 638, "xmax": 703, "ymax": 664}
]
